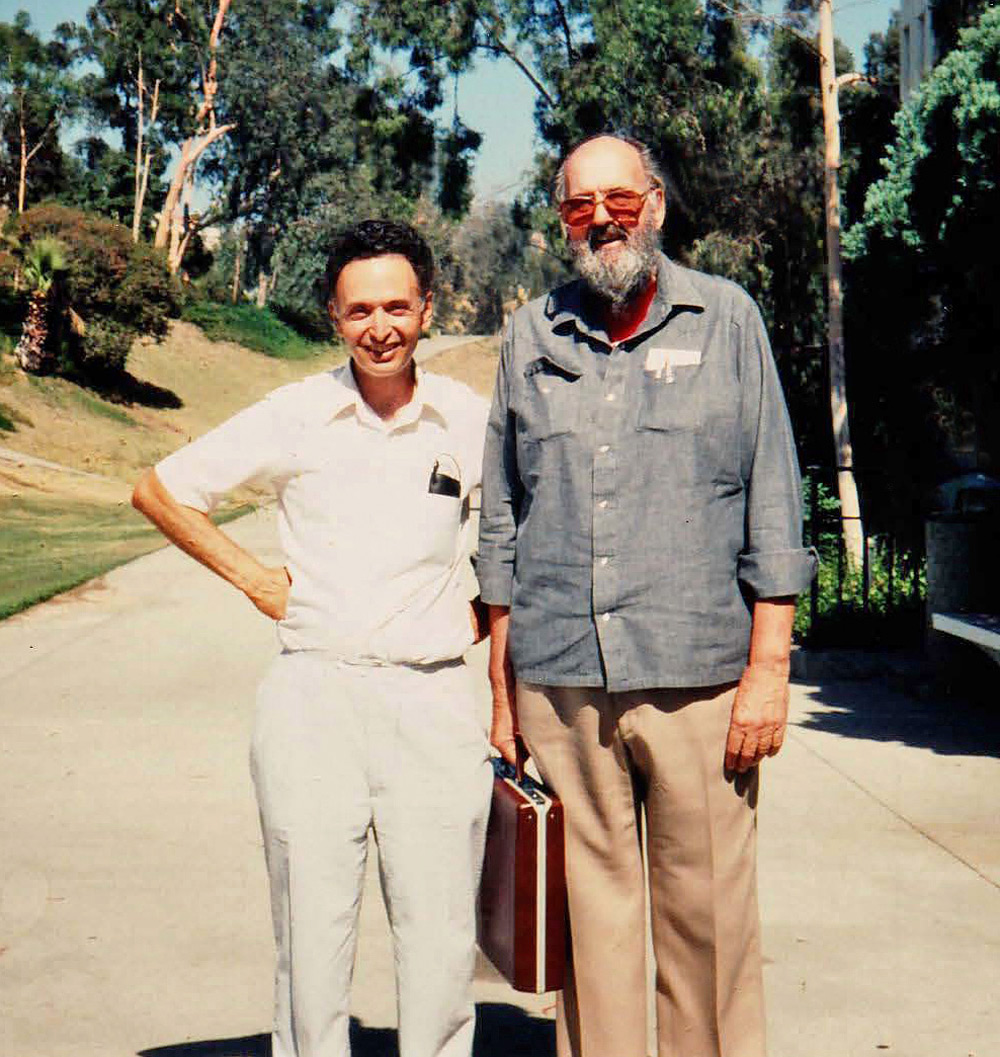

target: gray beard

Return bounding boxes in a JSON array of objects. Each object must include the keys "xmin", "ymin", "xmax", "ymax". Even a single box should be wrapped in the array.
[{"xmin": 569, "ymin": 221, "xmax": 661, "ymax": 311}]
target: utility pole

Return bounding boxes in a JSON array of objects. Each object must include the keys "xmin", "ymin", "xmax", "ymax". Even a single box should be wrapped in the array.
[{"xmin": 818, "ymin": 0, "xmax": 865, "ymax": 568}]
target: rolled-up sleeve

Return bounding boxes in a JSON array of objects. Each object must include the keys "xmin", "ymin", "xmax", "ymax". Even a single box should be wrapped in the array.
[
  {"xmin": 476, "ymin": 324, "xmax": 522, "ymax": 606},
  {"xmin": 736, "ymin": 302, "xmax": 818, "ymax": 598},
  {"xmin": 155, "ymin": 393, "xmax": 285, "ymax": 512}
]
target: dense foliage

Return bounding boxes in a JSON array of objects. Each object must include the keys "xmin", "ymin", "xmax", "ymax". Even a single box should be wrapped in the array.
[
  {"xmin": 3, "ymin": 0, "xmax": 995, "ymax": 560},
  {"xmin": 9, "ymin": 204, "xmax": 178, "ymax": 376},
  {"xmin": 844, "ymin": 5, "xmax": 1000, "ymax": 538}
]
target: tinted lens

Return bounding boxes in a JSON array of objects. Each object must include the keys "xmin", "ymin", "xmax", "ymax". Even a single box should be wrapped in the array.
[
  {"xmin": 603, "ymin": 190, "xmax": 646, "ymax": 221},
  {"xmin": 559, "ymin": 189, "xmax": 647, "ymax": 227},
  {"xmin": 559, "ymin": 197, "xmax": 598, "ymax": 225}
]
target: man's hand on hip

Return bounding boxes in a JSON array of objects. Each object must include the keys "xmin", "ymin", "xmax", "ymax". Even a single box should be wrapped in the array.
[
  {"xmin": 246, "ymin": 565, "xmax": 292, "ymax": 621},
  {"xmin": 725, "ymin": 661, "xmax": 789, "ymax": 773}
]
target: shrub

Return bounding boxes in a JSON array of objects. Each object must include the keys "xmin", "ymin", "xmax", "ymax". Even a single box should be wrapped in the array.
[
  {"xmin": 11, "ymin": 204, "xmax": 179, "ymax": 377},
  {"xmin": 180, "ymin": 300, "xmax": 330, "ymax": 360}
]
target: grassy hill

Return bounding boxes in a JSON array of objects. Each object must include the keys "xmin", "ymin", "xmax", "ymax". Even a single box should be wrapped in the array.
[{"xmin": 0, "ymin": 321, "xmax": 499, "ymax": 619}]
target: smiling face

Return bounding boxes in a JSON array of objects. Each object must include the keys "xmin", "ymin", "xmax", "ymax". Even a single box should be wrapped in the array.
[
  {"xmin": 330, "ymin": 253, "xmax": 432, "ymax": 383},
  {"xmin": 561, "ymin": 136, "xmax": 665, "ymax": 308}
]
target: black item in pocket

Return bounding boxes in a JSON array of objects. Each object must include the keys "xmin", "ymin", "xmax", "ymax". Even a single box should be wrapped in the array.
[{"xmin": 428, "ymin": 459, "xmax": 461, "ymax": 497}]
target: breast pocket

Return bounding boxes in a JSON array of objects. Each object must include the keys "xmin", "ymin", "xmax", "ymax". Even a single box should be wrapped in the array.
[
  {"xmin": 634, "ymin": 380, "xmax": 704, "ymax": 488},
  {"xmin": 518, "ymin": 367, "xmax": 581, "ymax": 441},
  {"xmin": 636, "ymin": 382, "xmax": 703, "ymax": 433}
]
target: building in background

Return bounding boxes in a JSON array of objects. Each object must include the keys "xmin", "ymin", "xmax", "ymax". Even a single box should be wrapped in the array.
[{"xmin": 899, "ymin": 0, "xmax": 937, "ymax": 100}]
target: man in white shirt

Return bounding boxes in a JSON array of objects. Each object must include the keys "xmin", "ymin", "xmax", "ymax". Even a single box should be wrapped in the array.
[{"xmin": 133, "ymin": 220, "xmax": 493, "ymax": 1057}]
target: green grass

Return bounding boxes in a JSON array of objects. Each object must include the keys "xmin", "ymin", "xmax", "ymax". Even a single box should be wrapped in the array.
[
  {"xmin": 69, "ymin": 388, "xmax": 138, "ymax": 426},
  {"xmin": 181, "ymin": 300, "xmax": 332, "ymax": 360},
  {"xmin": 0, "ymin": 495, "xmax": 255, "ymax": 620},
  {"xmin": 0, "ymin": 399, "xmax": 26, "ymax": 432},
  {"xmin": 22, "ymin": 372, "xmax": 139, "ymax": 425}
]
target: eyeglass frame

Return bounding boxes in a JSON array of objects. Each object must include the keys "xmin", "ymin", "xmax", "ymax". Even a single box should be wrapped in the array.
[{"xmin": 557, "ymin": 183, "xmax": 661, "ymax": 228}]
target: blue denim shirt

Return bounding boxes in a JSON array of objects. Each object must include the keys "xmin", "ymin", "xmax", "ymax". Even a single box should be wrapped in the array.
[{"xmin": 477, "ymin": 254, "xmax": 817, "ymax": 691}]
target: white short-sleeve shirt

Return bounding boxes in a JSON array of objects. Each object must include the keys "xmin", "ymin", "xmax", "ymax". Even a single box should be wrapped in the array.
[{"xmin": 156, "ymin": 363, "xmax": 489, "ymax": 665}]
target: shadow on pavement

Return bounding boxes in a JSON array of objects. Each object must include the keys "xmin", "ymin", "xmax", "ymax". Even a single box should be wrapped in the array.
[
  {"xmin": 139, "ymin": 1036, "xmax": 269, "ymax": 1057},
  {"xmin": 794, "ymin": 677, "xmax": 1000, "ymax": 758},
  {"xmin": 138, "ymin": 1004, "xmax": 555, "ymax": 1057}
]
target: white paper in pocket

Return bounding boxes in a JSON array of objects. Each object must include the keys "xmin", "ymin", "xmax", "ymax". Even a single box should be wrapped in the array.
[{"xmin": 645, "ymin": 346, "xmax": 702, "ymax": 382}]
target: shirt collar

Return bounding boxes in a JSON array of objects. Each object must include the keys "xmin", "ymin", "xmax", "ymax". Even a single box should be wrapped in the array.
[
  {"xmin": 544, "ymin": 252, "xmax": 706, "ymax": 352},
  {"xmin": 327, "ymin": 362, "xmax": 450, "ymax": 429}
]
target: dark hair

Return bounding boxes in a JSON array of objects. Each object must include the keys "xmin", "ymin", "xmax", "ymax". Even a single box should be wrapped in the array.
[{"xmin": 324, "ymin": 219, "xmax": 434, "ymax": 302}]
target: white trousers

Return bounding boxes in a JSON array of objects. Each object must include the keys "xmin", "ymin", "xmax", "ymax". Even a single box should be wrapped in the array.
[{"xmin": 250, "ymin": 651, "xmax": 493, "ymax": 1057}]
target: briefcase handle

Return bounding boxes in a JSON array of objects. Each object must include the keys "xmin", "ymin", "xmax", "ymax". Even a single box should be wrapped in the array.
[
  {"xmin": 491, "ymin": 733, "xmax": 530, "ymax": 783},
  {"xmin": 492, "ymin": 735, "xmax": 536, "ymax": 789}
]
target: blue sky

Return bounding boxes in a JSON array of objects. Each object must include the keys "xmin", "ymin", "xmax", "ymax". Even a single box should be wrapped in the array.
[{"xmin": 2, "ymin": 0, "xmax": 895, "ymax": 201}]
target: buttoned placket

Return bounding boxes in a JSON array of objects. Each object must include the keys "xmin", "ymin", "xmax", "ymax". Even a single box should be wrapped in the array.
[{"xmin": 592, "ymin": 340, "xmax": 628, "ymax": 684}]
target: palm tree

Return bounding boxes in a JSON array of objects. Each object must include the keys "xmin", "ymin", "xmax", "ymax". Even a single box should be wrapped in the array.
[{"xmin": 15, "ymin": 237, "xmax": 67, "ymax": 373}]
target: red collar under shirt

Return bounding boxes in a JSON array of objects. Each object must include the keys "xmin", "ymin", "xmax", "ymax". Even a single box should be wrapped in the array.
[{"xmin": 605, "ymin": 276, "xmax": 658, "ymax": 344}]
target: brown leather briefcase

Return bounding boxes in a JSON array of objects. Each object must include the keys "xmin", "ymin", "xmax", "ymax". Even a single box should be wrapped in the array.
[{"xmin": 477, "ymin": 757, "xmax": 567, "ymax": 993}]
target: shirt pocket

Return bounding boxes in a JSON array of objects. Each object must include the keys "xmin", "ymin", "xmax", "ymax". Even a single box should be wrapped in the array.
[
  {"xmin": 415, "ymin": 471, "xmax": 465, "ymax": 565},
  {"xmin": 635, "ymin": 381, "xmax": 703, "ymax": 433},
  {"xmin": 518, "ymin": 362, "xmax": 581, "ymax": 441},
  {"xmin": 634, "ymin": 379, "xmax": 704, "ymax": 490}
]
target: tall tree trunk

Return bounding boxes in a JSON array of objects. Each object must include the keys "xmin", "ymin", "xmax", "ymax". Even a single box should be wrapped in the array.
[
  {"xmin": 818, "ymin": 0, "xmax": 865, "ymax": 569},
  {"xmin": 132, "ymin": 62, "xmax": 161, "ymax": 243},
  {"xmin": 133, "ymin": 59, "xmax": 146, "ymax": 242},
  {"xmin": 18, "ymin": 112, "xmax": 27, "ymax": 215},
  {"xmin": 15, "ymin": 291, "xmax": 50, "ymax": 372},
  {"xmin": 231, "ymin": 229, "xmax": 243, "ymax": 303},
  {"xmin": 154, "ymin": 0, "xmax": 234, "ymax": 271},
  {"xmin": 17, "ymin": 96, "xmax": 56, "ymax": 216}
]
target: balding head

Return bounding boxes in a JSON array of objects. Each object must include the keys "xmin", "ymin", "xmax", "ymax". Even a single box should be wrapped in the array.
[
  {"xmin": 553, "ymin": 134, "xmax": 665, "ymax": 207},
  {"xmin": 554, "ymin": 134, "xmax": 666, "ymax": 311}
]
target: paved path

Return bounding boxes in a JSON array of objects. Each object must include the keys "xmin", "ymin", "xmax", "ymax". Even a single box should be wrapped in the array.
[
  {"xmin": 414, "ymin": 334, "xmax": 488, "ymax": 364},
  {"xmin": 2, "ymin": 507, "xmax": 999, "ymax": 1057},
  {"xmin": 0, "ymin": 445, "xmax": 119, "ymax": 481}
]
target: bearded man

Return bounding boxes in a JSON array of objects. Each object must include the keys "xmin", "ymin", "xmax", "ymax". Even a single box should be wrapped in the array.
[{"xmin": 477, "ymin": 134, "xmax": 816, "ymax": 1057}]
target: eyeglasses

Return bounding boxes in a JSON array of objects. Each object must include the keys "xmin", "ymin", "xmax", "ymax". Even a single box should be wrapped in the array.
[{"xmin": 558, "ymin": 186, "xmax": 656, "ymax": 228}]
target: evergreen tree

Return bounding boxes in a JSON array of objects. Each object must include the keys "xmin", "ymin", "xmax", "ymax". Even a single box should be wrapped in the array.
[{"xmin": 844, "ymin": 5, "xmax": 1000, "ymax": 529}]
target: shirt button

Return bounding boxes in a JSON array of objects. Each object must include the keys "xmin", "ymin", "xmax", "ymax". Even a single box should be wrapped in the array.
[
  {"xmin": 599, "ymin": 444, "xmax": 611, "ymax": 454},
  {"xmin": 600, "ymin": 556, "xmax": 609, "ymax": 566},
  {"xmin": 598, "ymin": 499, "xmax": 608, "ymax": 509},
  {"xmin": 601, "ymin": 612, "xmax": 611, "ymax": 622},
  {"xmin": 605, "ymin": 393, "xmax": 616, "ymax": 402}
]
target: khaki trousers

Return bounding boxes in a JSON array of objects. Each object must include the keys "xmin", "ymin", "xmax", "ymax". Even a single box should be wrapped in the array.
[{"xmin": 516, "ymin": 682, "xmax": 765, "ymax": 1057}]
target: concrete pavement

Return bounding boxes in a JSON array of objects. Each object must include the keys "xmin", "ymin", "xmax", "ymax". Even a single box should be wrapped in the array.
[{"xmin": 2, "ymin": 506, "xmax": 999, "ymax": 1057}]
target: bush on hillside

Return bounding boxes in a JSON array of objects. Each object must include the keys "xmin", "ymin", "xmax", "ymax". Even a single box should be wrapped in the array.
[
  {"xmin": 9, "ymin": 204, "xmax": 179, "ymax": 378},
  {"xmin": 180, "ymin": 300, "xmax": 330, "ymax": 360}
]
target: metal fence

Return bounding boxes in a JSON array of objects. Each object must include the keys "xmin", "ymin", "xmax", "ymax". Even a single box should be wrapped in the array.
[{"xmin": 801, "ymin": 466, "xmax": 926, "ymax": 645}]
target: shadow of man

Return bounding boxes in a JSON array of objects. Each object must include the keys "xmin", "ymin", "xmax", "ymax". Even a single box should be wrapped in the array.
[{"xmin": 138, "ymin": 1003, "xmax": 556, "ymax": 1057}]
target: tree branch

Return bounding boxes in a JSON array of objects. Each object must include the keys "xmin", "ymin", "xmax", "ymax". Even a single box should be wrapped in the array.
[
  {"xmin": 24, "ymin": 117, "xmax": 59, "ymax": 166},
  {"xmin": 474, "ymin": 17, "xmax": 555, "ymax": 106},
  {"xmin": 711, "ymin": 0, "xmax": 821, "ymax": 58},
  {"xmin": 836, "ymin": 71, "xmax": 871, "ymax": 91},
  {"xmin": 552, "ymin": 0, "xmax": 577, "ymax": 62}
]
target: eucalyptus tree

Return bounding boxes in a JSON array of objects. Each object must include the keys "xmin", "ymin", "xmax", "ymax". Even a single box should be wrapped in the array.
[
  {"xmin": 351, "ymin": 0, "xmax": 769, "ymax": 265},
  {"xmin": 0, "ymin": 12, "xmax": 77, "ymax": 214}
]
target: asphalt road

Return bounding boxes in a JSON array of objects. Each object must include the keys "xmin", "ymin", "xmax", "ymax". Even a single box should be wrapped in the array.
[{"xmin": 2, "ymin": 505, "xmax": 999, "ymax": 1057}]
